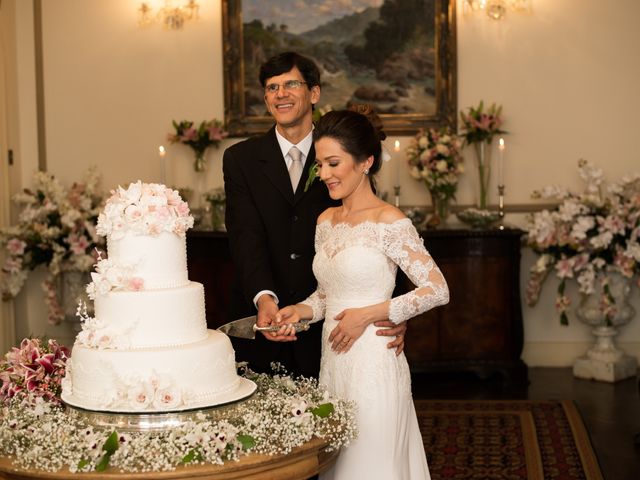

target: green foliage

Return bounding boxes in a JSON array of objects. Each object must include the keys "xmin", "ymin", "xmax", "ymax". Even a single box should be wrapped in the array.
[
  {"xmin": 181, "ymin": 448, "xmax": 204, "ymax": 464},
  {"xmin": 237, "ymin": 434, "xmax": 256, "ymax": 450},
  {"xmin": 95, "ymin": 431, "xmax": 119, "ymax": 472},
  {"xmin": 344, "ymin": 0, "xmax": 430, "ymax": 68},
  {"xmin": 310, "ymin": 403, "xmax": 335, "ymax": 418}
]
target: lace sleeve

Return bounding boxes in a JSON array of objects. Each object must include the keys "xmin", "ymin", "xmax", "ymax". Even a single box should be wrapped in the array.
[
  {"xmin": 298, "ymin": 223, "xmax": 327, "ymax": 323},
  {"xmin": 383, "ymin": 220, "xmax": 449, "ymax": 324},
  {"xmin": 299, "ymin": 287, "xmax": 326, "ymax": 323}
]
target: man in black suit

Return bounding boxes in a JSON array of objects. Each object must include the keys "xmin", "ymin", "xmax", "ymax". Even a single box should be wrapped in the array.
[{"xmin": 223, "ymin": 52, "xmax": 405, "ymax": 378}]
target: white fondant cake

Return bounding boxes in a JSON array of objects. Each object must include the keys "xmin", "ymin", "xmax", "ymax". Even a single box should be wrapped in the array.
[{"xmin": 61, "ymin": 182, "xmax": 255, "ymax": 412}]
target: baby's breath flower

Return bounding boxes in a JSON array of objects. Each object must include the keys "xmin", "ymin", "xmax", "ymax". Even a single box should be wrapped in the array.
[{"xmin": 0, "ymin": 367, "xmax": 356, "ymax": 473}]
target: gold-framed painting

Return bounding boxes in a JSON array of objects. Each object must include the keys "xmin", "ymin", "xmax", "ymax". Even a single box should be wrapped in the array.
[{"xmin": 222, "ymin": 0, "xmax": 457, "ymax": 136}]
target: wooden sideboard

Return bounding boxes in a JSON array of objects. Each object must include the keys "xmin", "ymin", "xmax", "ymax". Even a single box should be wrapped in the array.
[
  {"xmin": 187, "ymin": 227, "xmax": 527, "ymax": 384},
  {"xmin": 398, "ymin": 227, "xmax": 527, "ymax": 385}
]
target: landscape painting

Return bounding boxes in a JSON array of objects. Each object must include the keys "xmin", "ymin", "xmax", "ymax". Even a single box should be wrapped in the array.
[{"xmin": 222, "ymin": 0, "xmax": 456, "ymax": 136}]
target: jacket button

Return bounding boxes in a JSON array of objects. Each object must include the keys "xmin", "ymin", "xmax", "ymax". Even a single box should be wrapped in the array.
[
  {"xmin": 293, "ymin": 215, "xmax": 299, "ymax": 222},
  {"xmin": 290, "ymin": 253, "xmax": 301, "ymax": 260}
]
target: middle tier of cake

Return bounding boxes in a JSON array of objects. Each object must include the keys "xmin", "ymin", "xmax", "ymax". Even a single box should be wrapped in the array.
[{"xmin": 79, "ymin": 282, "xmax": 208, "ymax": 349}]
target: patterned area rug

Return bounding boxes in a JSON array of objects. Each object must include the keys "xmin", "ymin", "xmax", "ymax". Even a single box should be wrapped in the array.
[{"xmin": 416, "ymin": 400, "xmax": 603, "ymax": 480}]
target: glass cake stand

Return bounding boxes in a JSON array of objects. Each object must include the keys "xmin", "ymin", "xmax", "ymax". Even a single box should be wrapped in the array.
[{"xmin": 64, "ymin": 378, "xmax": 257, "ymax": 432}]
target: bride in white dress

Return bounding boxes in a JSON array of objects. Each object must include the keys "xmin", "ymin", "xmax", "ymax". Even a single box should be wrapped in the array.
[{"xmin": 275, "ymin": 106, "xmax": 449, "ymax": 480}]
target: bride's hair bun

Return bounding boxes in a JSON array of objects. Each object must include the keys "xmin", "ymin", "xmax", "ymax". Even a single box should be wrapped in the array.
[
  {"xmin": 348, "ymin": 103, "xmax": 387, "ymax": 142},
  {"xmin": 313, "ymin": 104, "xmax": 387, "ymax": 192}
]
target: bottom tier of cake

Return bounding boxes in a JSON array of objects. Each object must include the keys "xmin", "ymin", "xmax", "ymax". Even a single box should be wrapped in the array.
[{"xmin": 62, "ymin": 330, "xmax": 255, "ymax": 412}]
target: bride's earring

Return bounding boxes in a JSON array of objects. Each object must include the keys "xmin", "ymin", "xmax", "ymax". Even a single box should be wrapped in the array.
[{"xmin": 364, "ymin": 168, "xmax": 369, "ymax": 175}]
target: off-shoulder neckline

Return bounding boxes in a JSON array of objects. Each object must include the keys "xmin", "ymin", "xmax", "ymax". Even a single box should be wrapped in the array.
[{"xmin": 317, "ymin": 218, "xmax": 412, "ymax": 229}]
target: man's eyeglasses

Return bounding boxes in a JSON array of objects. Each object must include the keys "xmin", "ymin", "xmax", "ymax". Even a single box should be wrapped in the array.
[{"xmin": 265, "ymin": 80, "xmax": 308, "ymax": 94}]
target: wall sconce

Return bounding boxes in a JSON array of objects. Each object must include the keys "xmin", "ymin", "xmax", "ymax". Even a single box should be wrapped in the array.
[
  {"xmin": 463, "ymin": 0, "xmax": 532, "ymax": 20},
  {"xmin": 138, "ymin": 1, "xmax": 200, "ymax": 30}
]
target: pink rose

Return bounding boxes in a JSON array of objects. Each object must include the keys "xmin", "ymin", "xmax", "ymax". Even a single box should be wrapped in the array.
[{"xmin": 7, "ymin": 238, "xmax": 27, "ymax": 256}]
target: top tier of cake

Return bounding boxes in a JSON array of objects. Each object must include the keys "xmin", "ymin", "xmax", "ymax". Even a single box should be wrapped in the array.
[
  {"xmin": 87, "ymin": 182, "xmax": 195, "ymax": 294},
  {"xmin": 106, "ymin": 232, "xmax": 188, "ymax": 289}
]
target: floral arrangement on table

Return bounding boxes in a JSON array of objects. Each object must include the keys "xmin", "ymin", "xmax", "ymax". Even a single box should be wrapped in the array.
[
  {"xmin": 0, "ymin": 169, "xmax": 104, "ymax": 325},
  {"xmin": 0, "ymin": 337, "xmax": 70, "ymax": 406},
  {"xmin": 458, "ymin": 101, "xmax": 507, "ymax": 227},
  {"xmin": 167, "ymin": 118, "xmax": 228, "ymax": 172},
  {"xmin": 459, "ymin": 101, "xmax": 505, "ymax": 146},
  {"xmin": 202, "ymin": 187, "xmax": 226, "ymax": 231},
  {"xmin": 0, "ymin": 344, "xmax": 356, "ymax": 474},
  {"xmin": 204, "ymin": 187, "xmax": 225, "ymax": 207},
  {"xmin": 406, "ymin": 127, "xmax": 463, "ymax": 225},
  {"xmin": 97, "ymin": 181, "xmax": 193, "ymax": 240},
  {"xmin": 526, "ymin": 159, "xmax": 640, "ymax": 325}
]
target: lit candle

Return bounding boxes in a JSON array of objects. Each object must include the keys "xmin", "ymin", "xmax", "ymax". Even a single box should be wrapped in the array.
[
  {"xmin": 159, "ymin": 145, "xmax": 167, "ymax": 185},
  {"xmin": 394, "ymin": 140, "xmax": 400, "ymax": 185},
  {"xmin": 498, "ymin": 138, "xmax": 505, "ymax": 186}
]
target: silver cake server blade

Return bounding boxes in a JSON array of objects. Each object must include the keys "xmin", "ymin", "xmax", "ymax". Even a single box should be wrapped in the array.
[{"xmin": 217, "ymin": 315, "xmax": 311, "ymax": 339}]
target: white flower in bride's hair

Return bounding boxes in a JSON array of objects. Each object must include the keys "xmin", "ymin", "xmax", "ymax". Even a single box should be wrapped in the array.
[{"xmin": 381, "ymin": 144, "xmax": 391, "ymax": 162}]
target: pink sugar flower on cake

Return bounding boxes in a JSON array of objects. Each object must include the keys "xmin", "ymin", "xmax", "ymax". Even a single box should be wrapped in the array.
[
  {"xmin": 128, "ymin": 384, "xmax": 154, "ymax": 410},
  {"xmin": 127, "ymin": 277, "xmax": 144, "ymax": 291}
]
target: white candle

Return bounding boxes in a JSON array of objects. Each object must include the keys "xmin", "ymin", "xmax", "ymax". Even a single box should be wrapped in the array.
[
  {"xmin": 394, "ymin": 140, "xmax": 400, "ymax": 185},
  {"xmin": 159, "ymin": 145, "xmax": 167, "ymax": 185},
  {"xmin": 498, "ymin": 138, "xmax": 505, "ymax": 186}
]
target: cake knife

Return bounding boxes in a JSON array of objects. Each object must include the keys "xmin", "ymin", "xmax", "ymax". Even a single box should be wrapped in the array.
[{"xmin": 217, "ymin": 315, "xmax": 311, "ymax": 339}]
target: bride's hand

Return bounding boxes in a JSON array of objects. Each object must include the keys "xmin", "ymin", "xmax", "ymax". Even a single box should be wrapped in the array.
[
  {"xmin": 329, "ymin": 308, "xmax": 370, "ymax": 353},
  {"xmin": 273, "ymin": 306, "xmax": 301, "ymax": 340}
]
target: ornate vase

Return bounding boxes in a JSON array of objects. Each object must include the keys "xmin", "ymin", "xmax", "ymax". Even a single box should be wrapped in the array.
[
  {"xmin": 472, "ymin": 141, "xmax": 492, "ymax": 210},
  {"xmin": 573, "ymin": 269, "xmax": 637, "ymax": 382},
  {"xmin": 211, "ymin": 202, "xmax": 226, "ymax": 231},
  {"xmin": 426, "ymin": 187, "xmax": 450, "ymax": 228},
  {"xmin": 194, "ymin": 150, "xmax": 207, "ymax": 172}
]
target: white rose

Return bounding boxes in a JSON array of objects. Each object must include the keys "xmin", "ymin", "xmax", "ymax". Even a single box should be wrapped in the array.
[
  {"xmin": 125, "ymin": 182, "xmax": 143, "ymax": 204},
  {"xmin": 409, "ymin": 166, "xmax": 422, "ymax": 180},
  {"xmin": 436, "ymin": 144, "xmax": 449, "ymax": 156},
  {"xmin": 124, "ymin": 204, "xmax": 143, "ymax": 224},
  {"xmin": 153, "ymin": 387, "xmax": 182, "ymax": 410},
  {"xmin": 436, "ymin": 160, "xmax": 449, "ymax": 172},
  {"xmin": 418, "ymin": 136, "xmax": 428, "ymax": 148}
]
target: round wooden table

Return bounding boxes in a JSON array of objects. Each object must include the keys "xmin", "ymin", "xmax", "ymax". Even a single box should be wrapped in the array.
[{"xmin": 0, "ymin": 437, "xmax": 338, "ymax": 480}]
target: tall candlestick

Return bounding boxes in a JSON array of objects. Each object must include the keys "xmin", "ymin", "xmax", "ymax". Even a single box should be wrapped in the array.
[
  {"xmin": 393, "ymin": 140, "xmax": 401, "ymax": 207},
  {"xmin": 159, "ymin": 145, "xmax": 167, "ymax": 185},
  {"xmin": 498, "ymin": 137, "xmax": 505, "ymax": 187}
]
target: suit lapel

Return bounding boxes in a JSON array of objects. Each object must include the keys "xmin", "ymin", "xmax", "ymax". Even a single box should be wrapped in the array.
[{"xmin": 259, "ymin": 127, "xmax": 295, "ymax": 202}]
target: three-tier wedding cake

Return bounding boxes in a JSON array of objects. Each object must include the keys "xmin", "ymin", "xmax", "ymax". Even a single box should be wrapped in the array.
[{"xmin": 61, "ymin": 182, "xmax": 255, "ymax": 412}]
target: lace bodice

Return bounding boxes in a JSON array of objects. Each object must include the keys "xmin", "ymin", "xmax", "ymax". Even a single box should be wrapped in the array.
[{"xmin": 302, "ymin": 218, "xmax": 448, "ymax": 324}]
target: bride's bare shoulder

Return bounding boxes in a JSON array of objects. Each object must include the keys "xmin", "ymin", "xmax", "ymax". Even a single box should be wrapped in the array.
[
  {"xmin": 375, "ymin": 204, "xmax": 407, "ymax": 224},
  {"xmin": 317, "ymin": 207, "xmax": 338, "ymax": 225}
]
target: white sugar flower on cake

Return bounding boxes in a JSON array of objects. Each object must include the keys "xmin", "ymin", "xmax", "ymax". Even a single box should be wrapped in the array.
[
  {"xmin": 97, "ymin": 181, "xmax": 193, "ymax": 239},
  {"xmin": 74, "ymin": 303, "xmax": 134, "ymax": 349},
  {"xmin": 86, "ymin": 253, "xmax": 143, "ymax": 299}
]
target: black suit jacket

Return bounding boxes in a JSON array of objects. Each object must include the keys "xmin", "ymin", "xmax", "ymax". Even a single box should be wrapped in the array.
[{"xmin": 223, "ymin": 126, "xmax": 338, "ymax": 377}]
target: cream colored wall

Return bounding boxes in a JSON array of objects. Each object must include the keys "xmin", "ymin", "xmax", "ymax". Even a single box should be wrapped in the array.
[
  {"xmin": 5, "ymin": 0, "xmax": 640, "ymax": 365},
  {"xmin": 0, "ymin": 0, "xmax": 16, "ymax": 352}
]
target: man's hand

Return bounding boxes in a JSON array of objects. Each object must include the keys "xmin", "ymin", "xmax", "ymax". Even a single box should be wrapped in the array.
[
  {"xmin": 257, "ymin": 294, "xmax": 295, "ymax": 342},
  {"xmin": 374, "ymin": 320, "xmax": 407, "ymax": 356}
]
